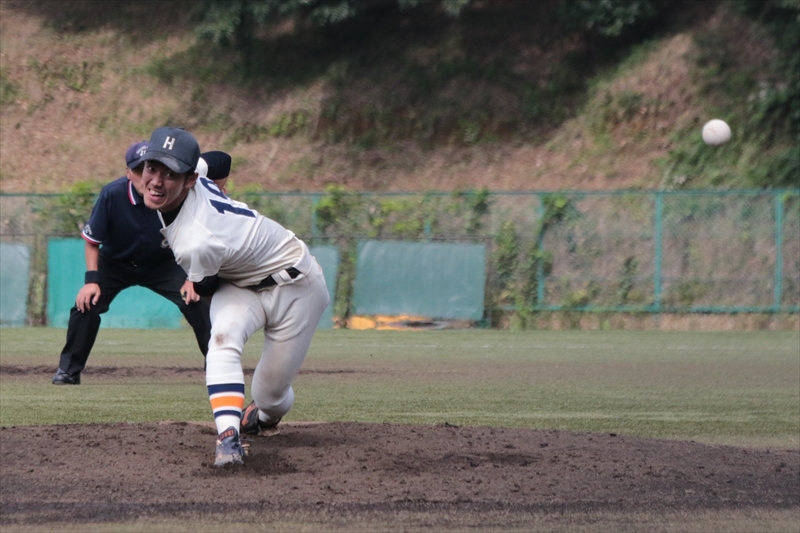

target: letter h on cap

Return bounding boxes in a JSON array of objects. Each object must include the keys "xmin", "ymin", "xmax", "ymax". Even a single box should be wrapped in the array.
[{"xmin": 163, "ymin": 137, "xmax": 176, "ymax": 150}]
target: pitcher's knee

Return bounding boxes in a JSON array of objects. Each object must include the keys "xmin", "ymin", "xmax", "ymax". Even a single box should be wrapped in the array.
[
  {"xmin": 208, "ymin": 323, "xmax": 247, "ymax": 351},
  {"xmin": 253, "ymin": 385, "xmax": 294, "ymax": 420}
]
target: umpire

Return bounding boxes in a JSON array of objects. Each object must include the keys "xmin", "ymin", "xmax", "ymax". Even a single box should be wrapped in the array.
[{"xmin": 52, "ymin": 141, "xmax": 214, "ymax": 384}]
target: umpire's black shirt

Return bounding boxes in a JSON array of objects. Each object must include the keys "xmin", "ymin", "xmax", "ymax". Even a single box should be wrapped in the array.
[{"xmin": 81, "ymin": 177, "xmax": 174, "ymax": 266}]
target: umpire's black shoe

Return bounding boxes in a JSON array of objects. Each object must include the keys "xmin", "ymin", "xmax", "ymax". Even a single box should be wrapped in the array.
[{"xmin": 51, "ymin": 369, "xmax": 80, "ymax": 385}]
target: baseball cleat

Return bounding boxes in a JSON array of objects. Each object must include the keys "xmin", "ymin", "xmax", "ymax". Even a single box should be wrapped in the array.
[
  {"xmin": 240, "ymin": 401, "xmax": 281, "ymax": 436},
  {"xmin": 214, "ymin": 426, "xmax": 245, "ymax": 467},
  {"xmin": 52, "ymin": 369, "xmax": 80, "ymax": 385},
  {"xmin": 240, "ymin": 440, "xmax": 251, "ymax": 457}
]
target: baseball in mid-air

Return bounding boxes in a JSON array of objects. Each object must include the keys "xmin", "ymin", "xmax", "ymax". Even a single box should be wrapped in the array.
[{"xmin": 702, "ymin": 119, "xmax": 731, "ymax": 146}]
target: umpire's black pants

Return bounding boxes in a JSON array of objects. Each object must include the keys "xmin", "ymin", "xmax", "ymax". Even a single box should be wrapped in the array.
[{"xmin": 57, "ymin": 255, "xmax": 211, "ymax": 376}]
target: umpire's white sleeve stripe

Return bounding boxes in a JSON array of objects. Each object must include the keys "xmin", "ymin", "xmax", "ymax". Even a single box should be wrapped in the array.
[{"xmin": 81, "ymin": 233, "xmax": 101, "ymax": 245}]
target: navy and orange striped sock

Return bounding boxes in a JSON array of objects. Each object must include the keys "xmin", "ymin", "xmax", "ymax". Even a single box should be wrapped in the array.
[{"xmin": 207, "ymin": 383, "xmax": 245, "ymax": 435}]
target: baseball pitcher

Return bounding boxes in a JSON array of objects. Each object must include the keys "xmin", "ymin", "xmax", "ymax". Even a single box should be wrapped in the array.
[{"xmin": 140, "ymin": 127, "xmax": 329, "ymax": 466}]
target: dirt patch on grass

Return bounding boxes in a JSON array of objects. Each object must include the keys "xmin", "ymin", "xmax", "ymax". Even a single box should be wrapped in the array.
[{"xmin": 1, "ymin": 372, "xmax": 798, "ymax": 530}]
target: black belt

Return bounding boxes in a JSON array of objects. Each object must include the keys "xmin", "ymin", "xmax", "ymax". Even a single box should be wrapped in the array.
[{"xmin": 254, "ymin": 267, "xmax": 301, "ymax": 289}]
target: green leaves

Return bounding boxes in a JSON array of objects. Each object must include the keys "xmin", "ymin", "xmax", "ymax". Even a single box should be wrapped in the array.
[
  {"xmin": 196, "ymin": 0, "xmax": 470, "ymax": 45},
  {"xmin": 0, "ymin": 67, "xmax": 19, "ymax": 106},
  {"xmin": 559, "ymin": 0, "xmax": 662, "ymax": 37},
  {"xmin": 34, "ymin": 181, "xmax": 99, "ymax": 236},
  {"xmin": 313, "ymin": 184, "xmax": 363, "ymax": 235}
]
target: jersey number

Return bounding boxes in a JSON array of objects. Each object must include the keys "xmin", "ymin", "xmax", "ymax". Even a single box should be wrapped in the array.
[{"xmin": 201, "ymin": 178, "xmax": 255, "ymax": 218}]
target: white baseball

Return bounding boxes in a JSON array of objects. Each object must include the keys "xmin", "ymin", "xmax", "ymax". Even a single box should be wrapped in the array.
[{"xmin": 702, "ymin": 119, "xmax": 731, "ymax": 146}]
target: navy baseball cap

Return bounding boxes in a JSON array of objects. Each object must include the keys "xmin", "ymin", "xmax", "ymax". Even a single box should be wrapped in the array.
[
  {"xmin": 142, "ymin": 127, "xmax": 200, "ymax": 174},
  {"xmin": 125, "ymin": 141, "xmax": 149, "ymax": 169},
  {"xmin": 201, "ymin": 151, "xmax": 232, "ymax": 181}
]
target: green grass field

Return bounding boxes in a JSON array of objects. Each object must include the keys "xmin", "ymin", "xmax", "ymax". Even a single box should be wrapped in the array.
[{"xmin": 1, "ymin": 328, "xmax": 798, "ymax": 449}]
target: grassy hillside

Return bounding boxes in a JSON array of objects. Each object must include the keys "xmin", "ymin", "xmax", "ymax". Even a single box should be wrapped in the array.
[{"xmin": 0, "ymin": 0, "xmax": 797, "ymax": 194}]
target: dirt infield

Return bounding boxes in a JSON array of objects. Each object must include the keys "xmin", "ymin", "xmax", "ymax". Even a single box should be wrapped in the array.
[{"xmin": 2, "ymin": 416, "xmax": 798, "ymax": 530}]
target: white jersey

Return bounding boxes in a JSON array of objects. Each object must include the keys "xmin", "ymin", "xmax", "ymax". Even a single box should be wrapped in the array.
[{"xmin": 158, "ymin": 178, "xmax": 312, "ymax": 287}]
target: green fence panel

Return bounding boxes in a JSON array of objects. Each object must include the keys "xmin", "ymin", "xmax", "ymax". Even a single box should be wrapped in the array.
[
  {"xmin": 46, "ymin": 239, "xmax": 339, "ymax": 330},
  {"xmin": 0, "ymin": 243, "xmax": 30, "ymax": 327},
  {"xmin": 46, "ymin": 238, "xmax": 183, "ymax": 328},
  {"xmin": 353, "ymin": 240, "xmax": 485, "ymax": 320},
  {"xmin": 309, "ymin": 245, "xmax": 339, "ymax": 329}
]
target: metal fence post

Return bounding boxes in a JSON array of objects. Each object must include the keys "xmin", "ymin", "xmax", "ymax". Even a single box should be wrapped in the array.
[
  {"xmin": 774, "ymin": 191, "xmax": 784, "ymax": 312},
  {"xmin": 311, "ymin": 193, "xmax": 321, "ymax": 240},
  {"xmin": 653, "ymin": 192, "xmax": 663, "ymax": 314},
  {"xmin": 536, "ymin": 194, "xmax": 545, "ymax": 309}
]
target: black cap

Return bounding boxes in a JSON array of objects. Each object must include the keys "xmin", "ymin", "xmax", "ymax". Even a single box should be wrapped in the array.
[
  {"xmin": 200, "ymin": 151, "xmax": 232, "ymax": 181},
  {"xmin": 125, "ymin": 141, "xmax": 149, "ymax": 169},
  {"xmin": 141, "ymin": 127, "xmax": 200, "ymax": 174}
]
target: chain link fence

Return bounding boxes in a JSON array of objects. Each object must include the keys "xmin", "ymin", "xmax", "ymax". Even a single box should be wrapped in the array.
[{"xmin": 1, "ymin": 188, "xmax": 798, "ymax": 327}]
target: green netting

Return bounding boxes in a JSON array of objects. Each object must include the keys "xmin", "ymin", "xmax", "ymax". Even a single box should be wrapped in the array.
[
  {"xmin": 353, "ymin": 240, "xmax": 485, "ymax": 320},
  {"xmin": 537, "ymin": 194, "xmax": 658, "ymax": 310},
  {"xmin": 782, "ymin": 195, "xmax": 800, "ymax": 309},
  {"xmin": 0, "ymin": 243, "xmax": 30, "ymax": 327},
  {"xmin": 46, "ymin": 239, "xmax": 183, "ymax": 329},
  {"xmin": 309, "ymin": 245, "xmax": 339, "ymax": 329},
  {"xmin": 534, "ymin": 191, "xmax": 799, "ymax": 312},
  {"xmin": 659, "ymin": 193, "xmax": 775, "ymax": 309}
]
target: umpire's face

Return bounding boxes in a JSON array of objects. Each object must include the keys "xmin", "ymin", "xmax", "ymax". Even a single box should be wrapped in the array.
[
  {"xmin": 127, "ymin": 165, "xmax": 145, "ymax": 196},
  {"xmin": 142, "ymin": 160, "xmax": 198, "ymax": 213}
]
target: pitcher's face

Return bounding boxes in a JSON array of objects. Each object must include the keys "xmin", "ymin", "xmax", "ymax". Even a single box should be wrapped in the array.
[{"xmin": 141, "ymin": 160, "xmax": 197, "ymax": 212}]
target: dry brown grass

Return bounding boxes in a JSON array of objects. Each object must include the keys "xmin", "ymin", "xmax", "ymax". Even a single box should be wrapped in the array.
[{"xmin": 0, "ymin": 1, "xmax": 750, "ymax": 195}]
